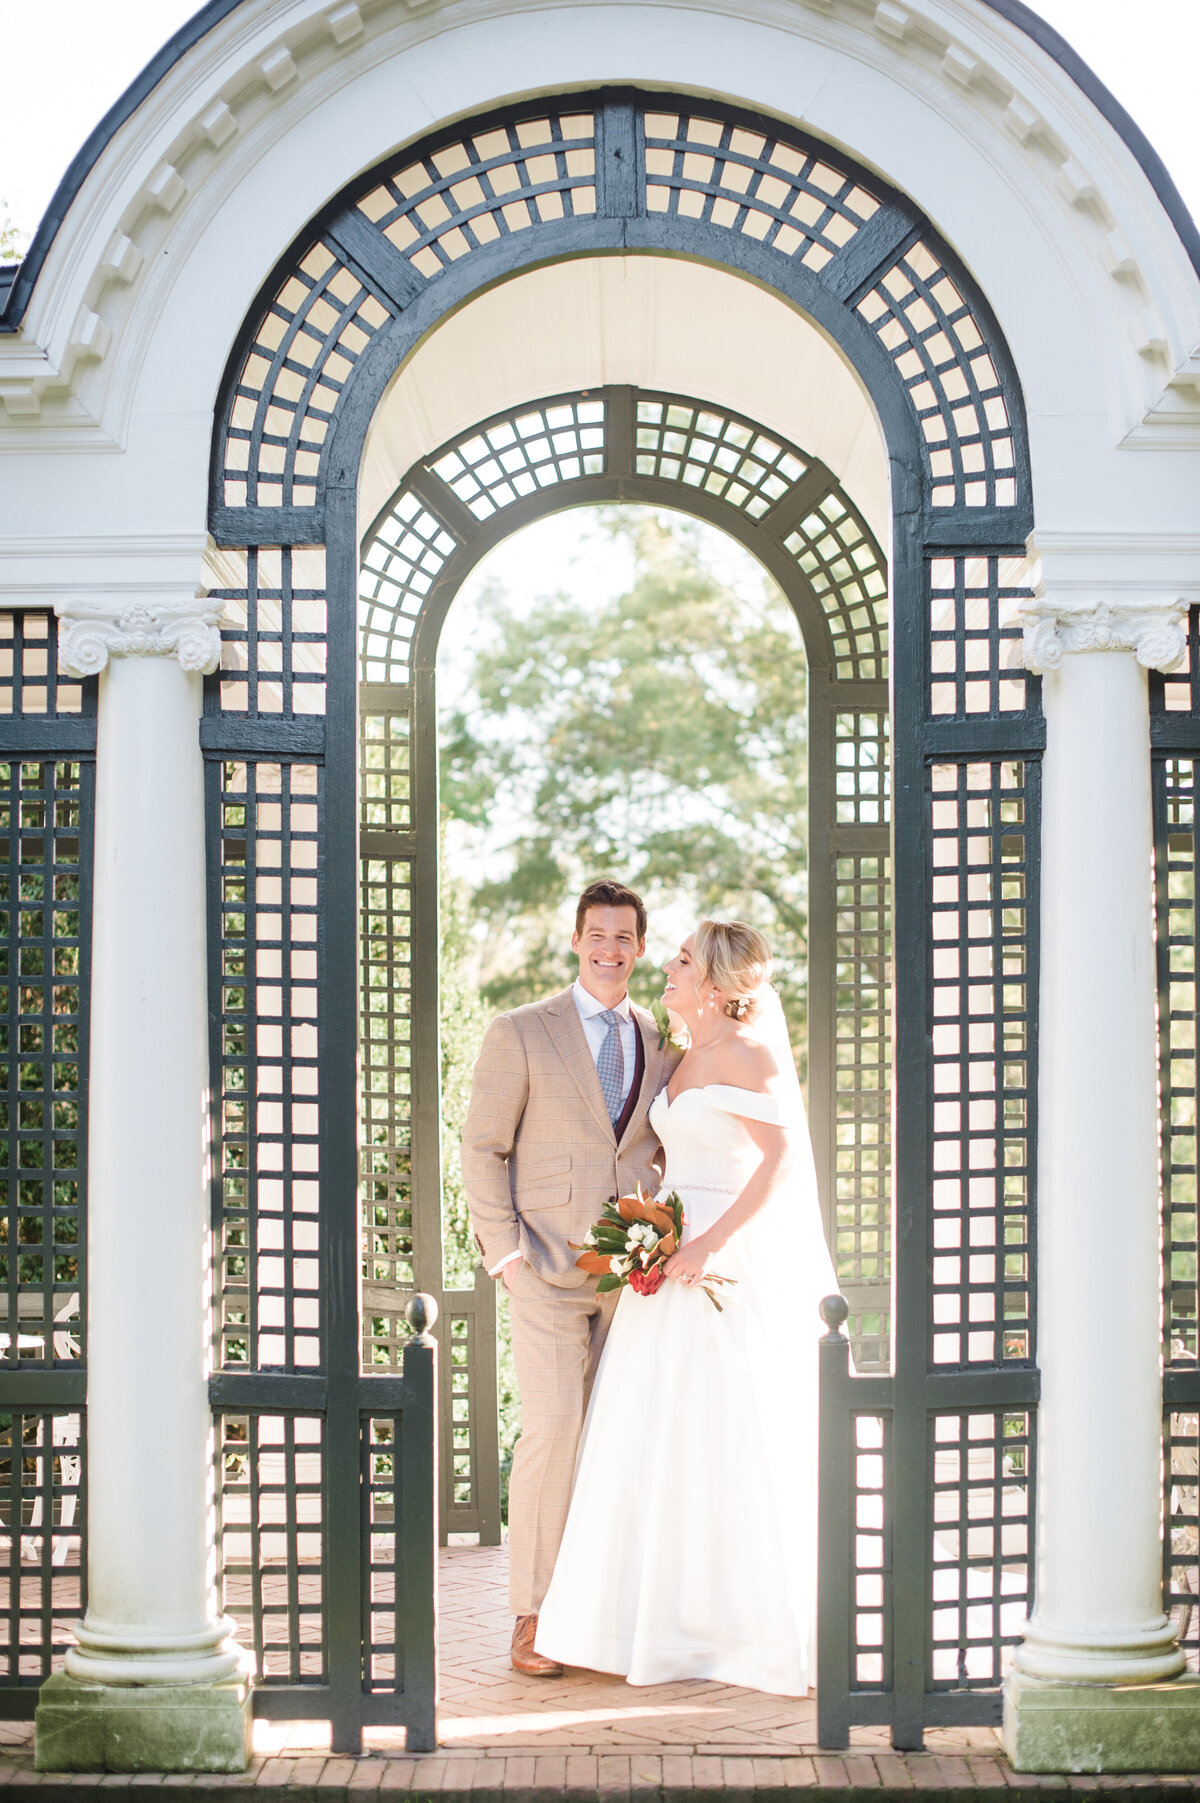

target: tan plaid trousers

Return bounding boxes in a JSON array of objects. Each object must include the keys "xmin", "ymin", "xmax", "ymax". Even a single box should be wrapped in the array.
[{"xmin": 504, "ymin": 1258, "xmax": 620, "ymax": 1616}]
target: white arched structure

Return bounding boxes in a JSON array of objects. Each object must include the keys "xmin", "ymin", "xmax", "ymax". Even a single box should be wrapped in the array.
[{"xmin": 2, "ymin": 0, "xmax": 1200, "ymax": 1778}]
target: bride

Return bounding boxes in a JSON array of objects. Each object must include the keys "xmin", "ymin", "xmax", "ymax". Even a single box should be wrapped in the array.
[{"xmin": 534, "ymin": 919, "xmax": 837, "ymax": 1696}]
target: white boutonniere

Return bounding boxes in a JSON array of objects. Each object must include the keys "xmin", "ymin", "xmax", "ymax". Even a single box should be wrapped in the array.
[{"xmin": 651, "ymin": 998, "xmax": 690, "ymax": 1053}]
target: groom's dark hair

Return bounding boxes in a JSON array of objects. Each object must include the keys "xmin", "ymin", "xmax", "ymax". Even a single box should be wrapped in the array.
[{"xmin": 576, "ymin": 880, "xmax": 647, "ymax": 941}]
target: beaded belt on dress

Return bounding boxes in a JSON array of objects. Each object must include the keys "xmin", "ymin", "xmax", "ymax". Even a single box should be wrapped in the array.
[{"xmin": 673, "ymin": 1182, "xmax": 737, "ymax": 1194}]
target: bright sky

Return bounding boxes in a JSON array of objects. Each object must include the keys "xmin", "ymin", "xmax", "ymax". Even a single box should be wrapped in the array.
[{"xmin": 0, "ymin": 1, "xmax": 1196, "ymax": 244}]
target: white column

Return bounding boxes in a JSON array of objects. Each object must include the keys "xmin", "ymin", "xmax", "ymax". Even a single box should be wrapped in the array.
[
  {"xmin": 1015, "ymin": 590, "xmax": 1187, "ymax": 1686},
  {"xmin": 56, "ymin": 597, "xmax": 243, "ymax": 1685}
]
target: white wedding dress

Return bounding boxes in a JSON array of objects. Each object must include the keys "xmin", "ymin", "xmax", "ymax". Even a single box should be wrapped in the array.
[{"xmin": 535, "ymin": 1079, "xmax": 837, "ymax": 1696}]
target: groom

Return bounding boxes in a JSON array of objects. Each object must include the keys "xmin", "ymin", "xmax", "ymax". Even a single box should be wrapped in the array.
[{"xmin": 462, "ymin": 879, "xmax": 680, "ymax": 1676}]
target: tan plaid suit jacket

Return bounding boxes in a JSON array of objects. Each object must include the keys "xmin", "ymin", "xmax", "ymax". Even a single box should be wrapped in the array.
[
  {"xmin": 462, "ymin": 987, "xmax": 679, "ymax": 1613},
  {"xmin": 462, "ymin": 987, "xmax": 675, "ymax": 1285}
]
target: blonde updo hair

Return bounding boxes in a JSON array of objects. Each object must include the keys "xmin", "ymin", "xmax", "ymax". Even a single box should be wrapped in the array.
[{"xmin": 693, "ymin": 920, "xmax": 774, "ymax": 1022}]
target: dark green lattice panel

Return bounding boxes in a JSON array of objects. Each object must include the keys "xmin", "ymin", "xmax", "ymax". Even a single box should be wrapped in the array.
[
  {"xmin": 856, "ymin": 246, "xmax": 1018, "ymax": 512},
  {"xmin": 1157, "ymin": 757, "xmax": 1199, "ymax": 1362},
  {"xmin": 833, "ymin": 853, "xmax": 892, "ymax": 1368},
  {"xmin": 929, "ymin": 1410, "xmax": 1032, "ymax": 1688},
  {"xmin": 216, "ymin": 1412, "xmax": 325, "ymax": 1683},
  {"xmin": 0, "ymin": 1410, "xmax": 85, "ymax": 1687},
  {"xmin": 208, "ymin": 547, "xmax": 328, "ymax": 718},
  {"xmin": 928, "ymin": 556, "xmax": 1032, "ymax": 720},
  {"xmin": 361, "ymin": 856, "xmax": 415, "ymax": 1369},
  {"xmin": 215, "ymin": 760, "xmax": 322, "ymax": 1373},
  {"xmin": 848, "ymin": 1413, "xmax": 892, "ymax": 1690},
  {"xmin": 928, "ymin": 760, "xmax": 1034, "ymax": 1369},
  {"xmin": 0, "ymin": 759, "xmax": 88, "ymax": 1371}
]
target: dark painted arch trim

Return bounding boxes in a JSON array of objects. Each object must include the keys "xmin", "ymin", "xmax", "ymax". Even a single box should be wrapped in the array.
[
  {"xmin": 356, "ymin": 380, "xmax": 892, "ymax": 681},
  {"xmin": 2, "ymin": 0, "xmax": 1198, "ymax": 334},
  {"xmin": 204, "ymin": 88, "xmax": 1034, "ymax": 541}
]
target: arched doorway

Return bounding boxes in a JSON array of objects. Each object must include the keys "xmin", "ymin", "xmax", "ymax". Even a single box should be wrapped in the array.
[
  {"xmin": 353, "ymin": 384, "xmax": 891, "ymax": 1547},
  {"xmin": 202, "ymin": 88, "xmax": 1038, "ymax": 1751}
]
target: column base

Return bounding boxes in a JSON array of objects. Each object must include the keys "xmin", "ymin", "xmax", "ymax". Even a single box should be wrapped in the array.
[
  {"xmin": 33, "ymin": 1670, "xmax": 252, "ymax": 1773},
  {"xmin": 1004, "ymin": 1669, "xmax": 1200, "ymax": 1773}
]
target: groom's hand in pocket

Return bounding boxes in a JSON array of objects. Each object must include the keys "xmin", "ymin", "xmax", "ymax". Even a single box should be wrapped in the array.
[{"xmin": 501, "ymin": 1261, "xmax": 522, "ymax": 1293}]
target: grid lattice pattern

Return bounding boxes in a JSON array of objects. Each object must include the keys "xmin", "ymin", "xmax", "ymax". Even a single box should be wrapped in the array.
[
  {"xmin": 1158, "ymin": 760, "xmax": 1200, "ymax": 1360},
  {"xmin": 359, "ymin": 112, "xmax": 597, "ymax": 278},
  {"xmin": 851, "ymin": 1414, "xmax": 891, "ymax": 1689},
  {"xmin": 784, "ymin": 495, "xmax": 888, "ymax": 682},
  {"xmin": 364, "ymin": 1415, "xmax": 401, "ymax": 1689},
  {"xmin": 222, "ymin": 251, "xmax": 391, "ymax": 509},
  {"xmin": 634, "ymin": 398, "xmax": 806, "ymax": 519},
  {"xmin": 834, "ymin": 855, "xmax": 892, "ymax": 1367},
  {"xmin": 0, "ymin": 761, "xmax": 87, "ymax": 1370},
  {"xmin": 0, "ymin": 1410, "xmax": 84, "ymax": 1685},
  {"xmin": 1166, "ymin": 1408, "xmax": 1200, "ymax": 1670},
  {"xmin": 0, "ymin": 616, "xmax": 87, "ymax": 719},
  {"xmin": 361, "ymin": 860, "xmax": 414, "ymax": 1372},
  {"xmin": 362, "ymin": 712, "xmax": 412, "ymax": 833},
  {"xmin": 930, "ymin": 1410, "xmax": 1032, "ymax": 1688},
  {"xmin": 359, "ymin": 499, "xmax": 459, "ymax": 688},
  {"xmin": 929, "ymin": 558, "xmax": 1031, "ymax": 718},
  {"xmin": 211, "ymin": 547, "xmax": 328, "ymax": 717},
  {"xmin": 857, "ymin": 243, "xmax": 1018, "ymax": 511},
  {"xmin": 433, "ymin": 398, "xmax": 605, "ymax": 520},
  {"xmin": 835, "ymin": 713, "xmax": 890, "ymax": 826},
  {"xmin": 929, "ymin": 762, "xmax": 1033, "ymax": 1368},
  {"xmin": 360, "ymin": 390, "xmax": 890, "ymax": 688},
  {"xmin": 447, "ymin": 1313, "xmax": 477, "ymax": 1509},
  {"xmin": 643, "ymin": 109, "xmax": 879, "ymax": 269},
  {"xmin": 217, "ymin": 762, "xmax": 322, "ymax": 1373},
  {"xmin": 217, "ymin": 1413, "xmax": 324, "ymax": 1683}
]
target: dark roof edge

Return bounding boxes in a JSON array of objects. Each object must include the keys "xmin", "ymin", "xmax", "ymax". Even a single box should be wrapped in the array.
[
  {"xmin": 0, "ymin": 0, "xmax": 244, "ymax": 332},
  {"xmin": 2, "ymin": 0, "xmax": 1197, "ymax": 334}
]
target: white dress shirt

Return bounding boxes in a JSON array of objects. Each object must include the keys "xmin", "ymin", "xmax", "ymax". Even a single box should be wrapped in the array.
[{"xmin": 489, "ymin": 982, "xmax": 637, "ymax": 1276}]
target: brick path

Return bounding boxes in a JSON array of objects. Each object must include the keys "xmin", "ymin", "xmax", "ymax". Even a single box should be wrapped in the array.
[{"xmin": 3, "ymin": 1546, "xmax": 1199, "ymax": 1798}]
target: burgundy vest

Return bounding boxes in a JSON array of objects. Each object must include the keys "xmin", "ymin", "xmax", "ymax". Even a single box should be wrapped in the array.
[{"xmin": 612, "ymin": 1019, "xmax": 646, "ymax": 1144}]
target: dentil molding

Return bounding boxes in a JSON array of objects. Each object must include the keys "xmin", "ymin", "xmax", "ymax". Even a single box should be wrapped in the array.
[
  {"xmin": 56, "ymin": 596, "xmax": 224, "ymax": 677},
  {"xmin": 1018, "ymin": 596, "xmax": 1188, "ymax": 675},
  {"xmin": 2, "ymin": 0, "xmax": 1198, "ymax": 442}
]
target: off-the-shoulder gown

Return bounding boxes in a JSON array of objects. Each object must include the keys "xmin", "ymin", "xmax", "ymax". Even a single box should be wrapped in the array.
[{"xmin": 535, "ymin": 1083, "xmax": 836, "ymax": 1696}]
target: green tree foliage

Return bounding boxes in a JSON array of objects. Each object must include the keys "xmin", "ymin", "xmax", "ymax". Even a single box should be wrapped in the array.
[
  {"xmin": 0, "ymin": 204, "xmax": 28, "ymax": 263},
  {"xmin": 439, "ymin": 508, "xmax": 809, "ymax": 1050},
  {"xmin": 439, "ymin": 870, "xmax": 521, "ymax": 1512},
  {"xmin": 439, "ymin": 872, "xmax": 492, "ymax": 1289},
  {"xmin": 438, "ymin": 509, "xmax": 810, "ymax": 1517}
]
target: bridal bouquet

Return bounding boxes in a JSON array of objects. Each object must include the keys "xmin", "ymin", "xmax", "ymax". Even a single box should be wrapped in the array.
[{"xmin": 571, "ymin": 1183, "xmax": 736, "ymax": 1311}]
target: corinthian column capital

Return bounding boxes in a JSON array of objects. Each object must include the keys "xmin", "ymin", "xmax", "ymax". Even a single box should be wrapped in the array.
[
  {"xmin": 1017, "ymin": 595, "xmax": 1188, "ymax": 676},
  {"xmin": 56, "ymin": 595, "xmax": 223, "ymax": 678}
]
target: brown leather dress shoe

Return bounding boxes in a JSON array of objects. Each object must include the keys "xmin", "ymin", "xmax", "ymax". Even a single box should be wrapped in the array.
[{"xmin": 511, "ymin": 1614, "xmax": 563, "ymax": 1677}]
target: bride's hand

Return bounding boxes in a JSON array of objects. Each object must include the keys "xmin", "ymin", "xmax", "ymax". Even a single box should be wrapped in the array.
[{"xmin": 663, "ymin": 1237, "xmax": 713, "ymax": 1287}]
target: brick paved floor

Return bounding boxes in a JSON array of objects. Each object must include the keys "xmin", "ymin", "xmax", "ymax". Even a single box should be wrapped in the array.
[{"xmin": 3, "ymin": 1546, "xmax": 1200, "ymax": 1797}]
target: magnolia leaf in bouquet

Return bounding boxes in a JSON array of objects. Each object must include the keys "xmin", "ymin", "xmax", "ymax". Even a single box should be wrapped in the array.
[
  {"xmin": 595, "ymin": 1273, "xmax": 624, "ymax": 1293},
  {"xmin": 573, "ymin": 1248, "xmax": 614, "ymax": 1275},
  {"xmin": 616, "ymin": 1182, "xmax": 660, "ymax": 1224},
  {"xmin": 642, "ymin": 1201, "xmax": 676, "ymax": 1234}
]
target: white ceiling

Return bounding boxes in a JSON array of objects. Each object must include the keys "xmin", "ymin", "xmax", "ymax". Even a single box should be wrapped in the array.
[{"xmin": 359, "ymin": 252, "xmax": 889, "ymax": 546}]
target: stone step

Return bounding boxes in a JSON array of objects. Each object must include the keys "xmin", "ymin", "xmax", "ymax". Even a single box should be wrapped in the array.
[{"xmin": 6, "ymin": 1751, "xmax": 1200, "ymax": 1801}]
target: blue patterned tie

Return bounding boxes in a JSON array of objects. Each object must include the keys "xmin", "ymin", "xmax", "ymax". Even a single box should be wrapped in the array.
[{"xmin": 596, "ymin": 1009, "xmax": 626, "ymax": 1125}]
